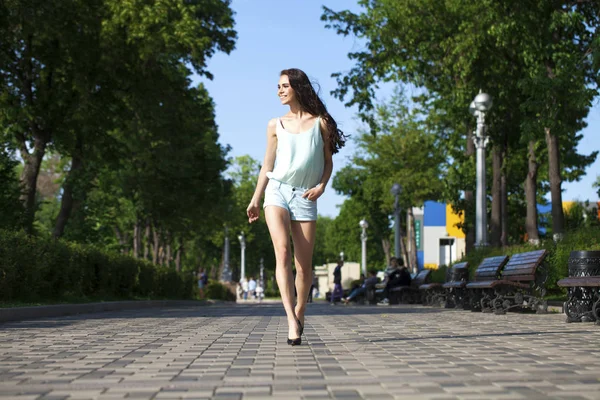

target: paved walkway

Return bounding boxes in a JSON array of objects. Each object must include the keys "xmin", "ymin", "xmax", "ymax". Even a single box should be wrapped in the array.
[{"xmin": 1, "ymin": 302, "xmax": 599, "ymax": 400}]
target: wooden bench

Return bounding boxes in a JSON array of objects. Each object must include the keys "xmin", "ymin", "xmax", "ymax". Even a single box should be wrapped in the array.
[
  {"xmin": 419, "ymin": 262, "xmax": 469, "ymax": 307},
  {"xmin": 469, "ymin": 250, "xmax": 549, "ymax": 314},
  {"xmin": 465, "ymin": 255, "xmax": 509, "ymax": 312},
  {"xmin": 389, "ymin": 269, "xmax": 431, "ymax": 304},
  {"xmin": 557, "ymin": 251, "xmax": 600, "ymax": 324}
]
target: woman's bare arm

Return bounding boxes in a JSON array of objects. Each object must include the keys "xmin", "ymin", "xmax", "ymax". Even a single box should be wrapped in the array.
[{"xmin": 247, "ymin": 119, "xmax": 278, "ymax": 222}]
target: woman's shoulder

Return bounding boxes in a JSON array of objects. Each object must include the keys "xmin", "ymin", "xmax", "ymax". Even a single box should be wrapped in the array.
[{"xmin": 279, "ymin": 113, "xmax": 319, "ymax": 123}]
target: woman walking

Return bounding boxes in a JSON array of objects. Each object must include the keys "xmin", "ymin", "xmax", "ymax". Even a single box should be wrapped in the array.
[{"xmin": 247, "ymin": 68, "xmax": 346, "ymax": 345}]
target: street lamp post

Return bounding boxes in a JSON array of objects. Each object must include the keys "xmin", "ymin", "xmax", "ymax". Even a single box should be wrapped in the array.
[
  {"xmin": 238, "ymin": 232, "xmax": 246, "ymax": 282},
  {"xmin": 359, "ymin": 219, "xmax": 369, "ymax": 276},
  {"xmin": 339, "ymin": 251, "xmax": 344, "ymax": 262},
  {"xmin": 469, "ymin": 90, "xmax": 493, "ymax": 247},
  {"xmin": 390, "ymin": 183, "xmax": 402, "ymax": 259},
  {"xmin": 259, "ymin": 257, "xmax": 264, "ymax": 302},
  {"xmin": 221, "ymin": 226, "xmax": 232, "ymax": 282}
]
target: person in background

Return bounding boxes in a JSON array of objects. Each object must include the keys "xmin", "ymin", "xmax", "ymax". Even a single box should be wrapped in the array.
[
  {"xmin": 248, "ymin": 276, "xmax": 257, "ymax": 299},
  {"xmin": 343, "ymin": 271, "xmax": 379, "ymax": 304},
  {"xmin": 256, "ymin": 283, "xmax": 264, "ymax": 302},
  {"xmin": 330, "ymin": 259, "xmax": 344, "ymax": 305},
  {"xmin": 312, "ymin": 273, "xmax": 319, "ymax": 299},
  {"xmin": 378, "ymin": 257, "xmax": 411, "ymax": 305},
  {"xmin": 241, "ymin": 278, "xmax": 249, "ymax": 300},
  {"xmin": 197, "ymin": 269, "xmax": 207, "ymax": 298}
]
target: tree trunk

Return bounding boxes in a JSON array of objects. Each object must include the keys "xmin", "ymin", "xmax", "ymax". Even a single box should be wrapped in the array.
[
  {"xmin": 166, "ymin": 243, "xmax": 172, "ymax": 267},
  {"xmin": 500, "ymin": 172, "xmax": 508, "ymax": 247},
  {"xmin": 399, "ymin": 232, "xmax": 410, "ymax": 274},
  {"xmin": 152, "ymin": 226, "xmax": 160, "ymax": 264},
  {"xmin": 175, "ymin": 244, "xmax": 183, "ymax": 272},
  {"xmin": 524, "ymin": 140, "xmax": 540, "ymax": 245},
  {"xmin": 490, "ymin": 146, "xmax": 502, "ymax": 247},
  {"xmin": 143, "ymin": 219, "xmax": 151, "ymax": 260},
  {"xmin": 133, "ymin": 219, "xmax": 142, "ymax": 258},
  {"xmin": 381, "ymin": 238, "xmax": 391, "ymax": 266},
  {"xmin": 465, "ymin": 128, "xmax": 475, "ymax": 254},
  {"xmin": 115, "ymin": 226, "xmax": 128, "ymax": 253},
  {"xmin": 407, "ymin": 208, "xmax": 418, "ymax": 272},
  {"xmin": 500, "ymin": 138, "xmax": 509, "ymax": 247},
  {"xmin": 18, "ymin": 134, "xmax": 48, "ymax": 234},
  {"xmin": 545, "ymin": 127, "xmax": 565, "ymax": 240},
  {"xmin": 53, "ymin": 138, "xmax": 83, "ymax": 238}
]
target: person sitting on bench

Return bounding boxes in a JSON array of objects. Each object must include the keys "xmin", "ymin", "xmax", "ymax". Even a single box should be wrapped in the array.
[
  {"xmin": 343, "ymin": 271, "xmax": 379, "ymax": 304},
  {"xmin": 378, "ymin": 257, "xmax": 412, "ymax": 305}
]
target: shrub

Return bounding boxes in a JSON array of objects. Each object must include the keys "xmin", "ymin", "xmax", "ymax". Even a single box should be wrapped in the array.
[
  {"xmin": 205, "ymin": 281, "xmax": 236, "ymax": 301},
  {"xmin": 0, "ymin": 229, "xmax": 195, "ymax": 303}
]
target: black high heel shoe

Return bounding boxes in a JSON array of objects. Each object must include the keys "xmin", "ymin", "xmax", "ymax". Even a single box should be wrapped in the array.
[{"xmin": 287, "ymin": 319, "xmax": 303, "ymax": 346}]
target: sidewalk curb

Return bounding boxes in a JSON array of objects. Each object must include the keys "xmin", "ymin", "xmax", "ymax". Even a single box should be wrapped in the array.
[{"xmin": 0, "ymin": 299, "xmax": 226, "ymax": 323}]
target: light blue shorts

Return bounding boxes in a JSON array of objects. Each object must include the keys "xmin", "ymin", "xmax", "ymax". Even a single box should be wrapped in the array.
[{"xmin": 263, "ymin": 179, "xmax": 317, "ymax": 221}]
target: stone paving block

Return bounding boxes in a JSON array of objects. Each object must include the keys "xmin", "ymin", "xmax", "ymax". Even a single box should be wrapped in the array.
[{"xmin": 1, "ymin": 303, "xmax": 600, "ymax": 399}]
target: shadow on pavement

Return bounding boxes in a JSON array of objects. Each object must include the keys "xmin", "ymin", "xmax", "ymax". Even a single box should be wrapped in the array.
[{"xmin": 1, "ymin": 302, "xmax": 450, "ymax": 330}]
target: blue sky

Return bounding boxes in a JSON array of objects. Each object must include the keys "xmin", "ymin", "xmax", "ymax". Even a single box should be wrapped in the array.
[{"xmin": 193, "ymin": 0, "xmax": 600, "ymax": 218}]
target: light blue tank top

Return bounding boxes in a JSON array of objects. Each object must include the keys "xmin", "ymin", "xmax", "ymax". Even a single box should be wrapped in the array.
[{"xmin": 266, "ymin": 117, "xmax": 325, "ymax": 189}]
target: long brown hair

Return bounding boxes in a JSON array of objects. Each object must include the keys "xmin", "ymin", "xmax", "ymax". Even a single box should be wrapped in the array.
[{"xmin": 280, "ymin": 68, "xmax": 347, "ymax": 154}]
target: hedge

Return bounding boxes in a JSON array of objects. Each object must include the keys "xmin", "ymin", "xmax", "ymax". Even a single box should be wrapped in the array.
[{"xmin": 0, "ymin": 229, "xmax": 196, "ymax": 302}]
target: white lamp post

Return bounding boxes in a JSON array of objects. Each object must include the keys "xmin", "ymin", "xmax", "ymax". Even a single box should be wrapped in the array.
[
  {"xmin": 259, "ymin": 257, "xmax": 264, "ymax": 302},
  {"xmin": 359, "ymin": 219, "xmax": 369, "ymax": 276},
  {"xmin": 390, "ymin": 183, "xmax": 402, "ymax": 259},
  {"xmin": 469, "ymin": 90, "xmax": 493, "ymax": 247},
  {"xmin": 221, "ymin": 226, "xmax": 232, "ymax": 282},
  {"xmin": 238, "ymin": 232, "xmax": 246, "ymax": 282},
  {"xmin": 339, "ymin": 251, "xmax": 344, "ymax": 262}
]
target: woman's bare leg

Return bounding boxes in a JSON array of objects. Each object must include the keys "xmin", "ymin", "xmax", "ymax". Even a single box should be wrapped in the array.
[
  {"xmin": 291, "ymin": 220, "xmax": 316, "ymax": 328},
  {"xmin": 265, "ymin": 206, "xmax": 299, "ymax": 339}
]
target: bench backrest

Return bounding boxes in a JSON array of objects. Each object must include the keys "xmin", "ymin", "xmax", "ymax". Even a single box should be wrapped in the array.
[
  {"xmin": 501, "ymin": 249, "xmax": 548, "ymax": 282},
  {"xmin": 447, "ymin": 262, "xmax": 469, "ymax": 282},
  {"xmin": 473, "ymin": 256, "xmax": 509, "ymax": 281},
  {"xmin": 412, "ymin": 269, "xmax": 431, "ymax": 287}
]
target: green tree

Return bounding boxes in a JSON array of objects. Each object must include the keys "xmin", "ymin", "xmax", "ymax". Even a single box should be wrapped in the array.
[
  {"xmin": 0, "ymin": 0, "xmax": 237, "ymax": 235},
  {"xmin": 322, "ymin": 0, "xmax": 598, "ymax": 246}
]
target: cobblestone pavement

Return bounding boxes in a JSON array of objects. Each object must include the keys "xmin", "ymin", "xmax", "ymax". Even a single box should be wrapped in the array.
[{"xmin": 1, "ymin": 302, "xmax": 600, "ymax": 400}]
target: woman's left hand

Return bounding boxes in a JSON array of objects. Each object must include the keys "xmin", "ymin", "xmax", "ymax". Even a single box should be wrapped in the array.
[{"xmin": 302, "ymin": 184, "xmax": 324, "ymax": 202}]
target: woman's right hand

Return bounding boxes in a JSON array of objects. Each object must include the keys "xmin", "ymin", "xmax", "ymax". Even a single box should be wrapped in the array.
[{"xmin": 247, "ymin": 201, "xmax": 260, "ymax": 224}]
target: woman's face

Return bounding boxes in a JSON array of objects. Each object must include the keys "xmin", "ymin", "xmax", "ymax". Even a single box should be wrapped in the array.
[{"xmin": 277, "ymin": 74, "xmax": 295, "ymax": 105}]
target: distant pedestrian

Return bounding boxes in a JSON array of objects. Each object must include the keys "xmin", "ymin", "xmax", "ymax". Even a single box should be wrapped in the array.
[
  {"xmin": 330, "ymin": 259, "xmax": 344, "ymax": 305},
  {"xmin": 246, "ymin": 68, "xmax": 347, "ymax": 345},
  {"xmin": 343, "ymin": 271, "xmax": 379, "ymax": 304},
  {"xmin": 197, "ymin": 269, "xmax": 208, "ymax": 298},
  {"xmin": 241, "ymin": 278, "xmax": 249, "ymax": 300},
  {"xmin": 248, "ymin": 277, "xmax": 257, "ymax": 299}
]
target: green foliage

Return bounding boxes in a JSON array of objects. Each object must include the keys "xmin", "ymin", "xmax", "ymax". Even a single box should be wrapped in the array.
[
  {"xmin": 430, "ymin": 265, "xmax": 448, "ymax": 284},
  {"xmin": 204, "ymin": 282, "xmax": 236, "ymax": 302},
  {"xmin": 325, "ymin": 197, "xmax": 384, "ymax": 267},
  {"xmin": 264, "ymin": 277, "xmax": 280, "ymax": 298},
  {"xmin": 0, "ymin": 229, "xmax": 195, "ymax": 302},
  {"xmin": 329, "ymin": 89, "xmax": 444, "ymax": 268},
  {"xmin": 313, "ymin": 215, "xmax": 339, "ymax": 265},
  {"xmin": 1, "ymin": 0, "xmax": 237, "ymax": 244},
  {"xmin": 594, "ymin": 176, "xmax": 600, "ymax": 198},
  {"xmin": 0, "ymin": 147, "xmax": 23, "ymax": 229},
  {"xmin": 322, "ymin": 0, "xmax": 599, "ymax": 245}
]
